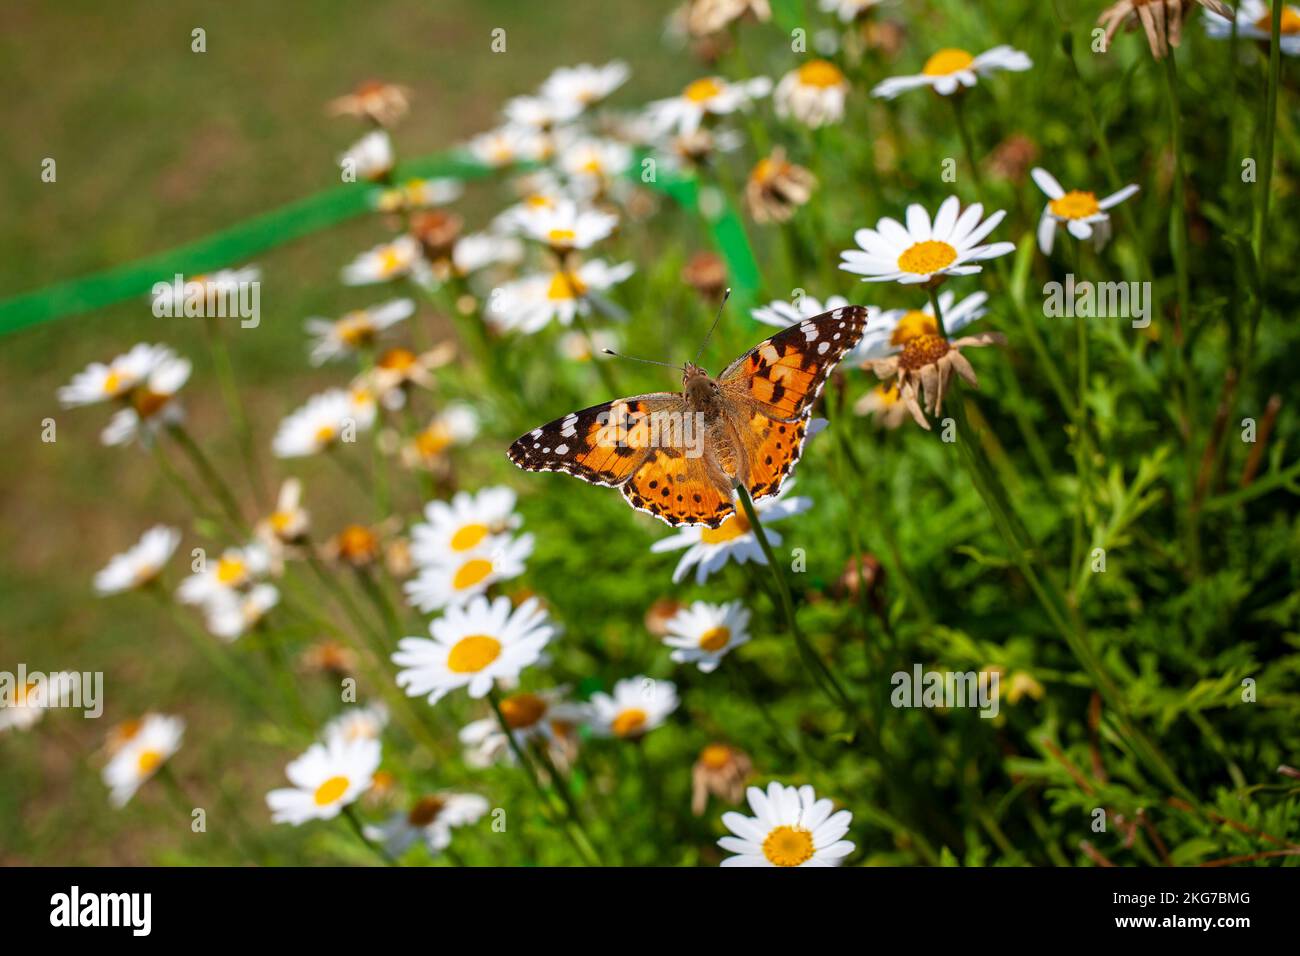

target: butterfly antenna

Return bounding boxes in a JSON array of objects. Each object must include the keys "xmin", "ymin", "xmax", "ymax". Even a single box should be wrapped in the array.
[
  {"xmin": 600, "ymin": 349, "xmax": 683, "ymax": 371},
  {"xmin": 694, "ymin": 287, "xmax": 731, "ymax": 365}
]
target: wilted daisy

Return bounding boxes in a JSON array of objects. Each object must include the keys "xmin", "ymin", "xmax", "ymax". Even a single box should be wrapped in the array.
[
  {"xmin": 393, "ymin": 595, "xmax": 554, "ymax": 704},
  {"xmin": 488, "ymin": 260, "xmax": 635, "ymax": 334},
  {"xmin": 872, "ymin": 46, "xmax": 1032, "ymax": 99},
  {"xmin": 339, "ymin": 129, "xmax": 394, "ymax": 182},
  {"xmin": 662, "ymin": 600, "xmax": 752, "ymax": 673},
  {"xmin": 323, "ymin": 523, "xmax": 388, "ymax": 569},
  {"xmin": 341, "ymin": 235, "xmax": 424, "ymax": 286},
  {"xmin": 692, "ymin": 743, "xmax": 753, "ymax": 815},
  {"xmin": 646, "ymin": 75, "xmax": 772, "ymax": 135},
  {"xmin": 375, "ymin": 177, "xmax": 464, "ymax": 214},
  {"xmin": 103, "ymin": 713, "xmax": 184, "ymax": 808},
  {"xmin": 328, "ymin": 80, "xmax": 411, "ymax": 127},
  {"xmin": 365, "ymin": 793, "xmax": 490, "ymax": 857},
  {"xmin": 322, "ymin": 702, "xmax": 389, "ymax": 747},
  {"xmin": 58, "ymin": 343, "xmax": 172, "ymax": 408},
  {"xmin": 94, "ymin": 525, "xmax": 181, "ymax": 595},
  {"xmin": 718, "ymin": 782, "xmax": 855, "ymax": 867},
  {"xmin": 513, "ymin": 199, "xmax": 618, "ymax": 253},
  {"xmin": 204, "ymin": 583, "xmax": 279, "ymax": 641},
  {"xmin": 1205, "ymin": 0, "xmax": 1300, "ymax": 54},
  {"xmin": 859, "ymin": 290, "xmax": 989, "ymax": 357},
  {"xmin": 840, "ymin": 196, "xmax": 1015, "ymax": 286},
  {"xmin": 177, "ymin": 542, "xmax": 272, "ymax": 607},
  {"xmin": 540, "ymin": 60, "xmax": 631, "ymax": 111},
  {"xmin": 303, "ymin": 299, "xmax": 414, "ymax": 365},
  {"xmin": 745, "ymin": 149, "xmax": 816, "ymax": 224},
  {"xmin": 459, "ymin": 687, "xmax": 589, "ymax": 768},
  {"xmin": 774, "ymin": 59, "xmax": 850, "ymax": 128},
  {"xmin": 272, "ymin": 387, "xmax": 376, "ymax": 458},
  {"xmin": 409, "ymin": 487, "xmax": 521, "ymax": 563},
  {"xmin": 266, "ymin": 735, "xmax": 381, "ymax": 825},
  {"xmin": 652, "ymin": 483, "xmax": 812, "ymax": 584},
  {"xmin": 685, "ymin": 0, "xmax": 772, "ymax": 36},
  {"xmin": 99, "ymin": 347, "xmax": 191, "ymax": 447},
  {"xmin": 590, "ymin": 676, "xmax": 679, "ymax": 738},
  {"xmin": 451, "ymin": 232, "xmax": 525, "ymax": 277},
  {"xmin": 1031, "ymin": 168, "xmax": 1139, "ymax": 255},
  {"xmin": 1100, "ymin": 0, "xmax": 1234, "ymax": 59}
]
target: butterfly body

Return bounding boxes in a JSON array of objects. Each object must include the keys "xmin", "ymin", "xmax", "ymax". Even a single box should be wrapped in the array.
[{"xmin": 509, "ymin": 305, "xmax": 868, "ymax": 528}]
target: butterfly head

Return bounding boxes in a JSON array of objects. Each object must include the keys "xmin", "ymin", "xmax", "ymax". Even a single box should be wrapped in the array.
[{"xmin": 682, "ymin": 362, "xmax": 720, "ymax": 410}]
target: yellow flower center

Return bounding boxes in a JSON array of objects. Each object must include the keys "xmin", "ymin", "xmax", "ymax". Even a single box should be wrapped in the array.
[
  {"xmin": 684, "ymin": 77, "xmax": 724, "ymax": 102},
  {"xmin": 580, "ymin": 157, "xmax": 604, "ymax": 174},
  {"xmin": 547, "ymin": 228, "xmax": 577, "ymax": 245},
  {"xmin": 1048, "ymin": 190, "xmax": 1101, "ymax": 220},
  {"xmin": 452, "ymin": 557, "xmax": 495, "ymax": 591},
  {"xmin": 415, "ymin": 425, "xmax": 452, "ymax": 458},
  {"xmin": 546, "ymin": 271, "xmax": 588, "ymax": 301},
  {"xmin": 762, "ymin": 825, "xmax": 815, "ymax": 866},
  {"xmin": 407, "ymin": 795, "xmax": 446, "ymax": 827},
  {"xmin": 1257, "ymin": 7, "xmax": 1300, "ymax": 33},
  {"xmin": 377, "ymin": 347, "xmax": 417, "ymax": 371},
  {"xmin": 136, "ymin": 749, "xmax": 163, "ymax": 775},
  {"xmin": 378, "ymin": 247, "xmax": 406, "ymax": 277},
  {"xmin": 215, "ymin": 556, "xmax": 247, "ymax": 585},
  {"xmin": 270, "ymin": 510, "xmax": 296, "ymax": 534},
  {"xmin": 700, "ymin": 744, "xmax": 733, "ymax": 769},
  {"xmin": 890, "ymin": 310, "xmax": 940, "ymax": 345},
  {"xmin": 313, "ymin": 775, "xmax": 350, "ymax": 806},
  {"xmin": 751, "ymin": 157, "xmax": 779, "ymax": 183},
  {"xmin": 701, "ymin": 511, "xmax": 751, "ymax": 543},
  {"xmin": 897, "ymin": 239, "xmax": 958, "ymax": 275},
  {"xmin": 797, "ymin": 59, "xmax": 846, "ymax": 89},
  {"xmin": 103, "ymin": 370, "xmax": 124, "ymax": 394},
  {"xmin": 897, "ymin": 333, "xmax": 952, "ymax": 372},
  {"xmin": 922, "ymin": 48, "xmax": 975, "ymax": 76},
  {"xmin": 315, "ymin": 424, "xmax": 337, "ymax": 446},
  {"xmin": 500, "ymin": 692, "xmax": 547, "ymax": 729},
  {"xmin": 524, "ymin": 194, "xmax": 554, "ymax": 209},
  {"xmin": 447, "ymin": 634, "xmax": 502, "ymax": 673},
  {"xmin": 337, "ymin": 314, "xmax": 375, "ymax": 347},
  {"xmin": 611, "ymin": 708, "xmax": 648, "ymax": 737},
  {"xmin": 698, "ymin": 625, "xmax": 732, "ymax": 652},
  {"xmin": 450, "ymin": 523, "xmax": 490, "ymax": 552}
]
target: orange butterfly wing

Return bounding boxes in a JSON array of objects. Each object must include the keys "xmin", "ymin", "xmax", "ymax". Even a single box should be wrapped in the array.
[{"xmin": 622, "ymin": 445, "xmax": 736, "ymax": 528}]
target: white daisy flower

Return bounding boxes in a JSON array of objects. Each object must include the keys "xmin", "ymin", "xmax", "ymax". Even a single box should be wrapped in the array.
[
  {"xmin": 819, "ymin": 0, "xmax": 887, "ymax": 22},
  {"xmin": 401, "ymin": 404, "xmax": 480, "ymax": 470},
  {"xmin": 57, "ymin": 343, "xmax": 171, "ymax": 407},
  {"xmin": 839, "ymin": 195, "xmax": 1016, "ymax": 286},
  {"xmin": 651, "ymin": 482, "xmax": 812, "ymax": 585},
  {"xmin": 403, "ymin": 532, "xmax": 532, "ymax": 613},
  {"xmin": 662, "ymin": 600, "xmax": 752, "ymax": 673},
  {"xmin": 375, "ymin": 177, "xmax": 464, "ymax": 213},
  {"xmin": 94, "ymin": 525, "xmax": 181, "ymax": 595},
  {"xmin": 304, "ymin": 299, "xmax": 414, "ymax": 365},
  {"xmin": 718, "ymin": 782, "xmax": 855, "ymax": 867},
  {"xmin": 451, "ymin": 233, "xmax": 525, "ymax": 276},
  {"xmin": 1205, "ymin": 0, "xmax": 1300, "ymax": 54},
  {"xmin": 539, "ymin": 61, "xmax": 631, "ymax": 110},
  {"xmin": 149, "ymin": 266, "xmax": 261, "ymax": 318},
  {"xmin": 103, "ymin": 713, "xmax": 185, "ymax": 808},
  {"xmin": 364, "ymin": 793, "xmax": 490, "ymax": 857},
  {"xmin": 341, "ymin": 235, "xmax": 424, "ymax": 285},
  {"xmin": 774, "ymin": 59, "xmax": 850, "ymax": 128},
  {"xmin": 265, "ymin": 735, "xmax": 381, "ymax": 825},
  {"xmin": 590, "ymin": 676, "xmax": 678, "ymax": 738},
  {"xmin": 872, "ymin": 45, "xmax": 1032, "ymax": 99},
  {"xmin": 503, "ymin": 94, "xmax": 583, "ymax": 130},
  {"xmin": 466, "ymin": 125, "xmax": 550, "ymax": 168},
  {"xmin": 645, "ymin": 75, "xmax": 772, "ymax": 135},
  {"xmin": 1030, "ymin": 167, "xmax": 1139, "ymax": 256},
  {"xmin": 176, "ymin": 543, "xmax": 271, "ymax": 607},
  {"xmin": 339, "ymin": 129, "xmax": 394, "ymax": 182},
  {"xmin": 256, "ymin": 477, "xmax": 311, "ymax": 547},
  {"xmin": 99, "ymin": 348, "xmax": 192, "ymax": 447},
  {"xmin": 857, "ymin": 290, "xmax": 990, "ymax": 360},
  {"xmin": 409, "ymin": 487, "xmax": 522, "ymax": 566},
  {"xmin": 321, "ymin": 702, "xmax": 389, "ymax": 747},
  {"xmin": 558, "ymin": 138, "xmax": 634, "ymax": 194},
  {"xmin": 272, "ymin": 387, "xmax": 376, "ymax": 459},
  {"xmin": 0, "ymin": 678, "xmax": 47, "ymax": 734},
  {"xmin": 487, "ymin": 260, "xmax": 635, "ymax": 335},
  {"xmin": 512, "ymin": 199, "xmax": 618, "ymax": 252},
  {"xmin": 392, "ymin": 595, "xmax": 554, "ymax": 705},
  {"xmin": 203, "ymin": 583, "xmax": 279, "ymax": 641},
  {"xmin": 458, "ymin": 687, "xmax": 589, "ymax": 767}
]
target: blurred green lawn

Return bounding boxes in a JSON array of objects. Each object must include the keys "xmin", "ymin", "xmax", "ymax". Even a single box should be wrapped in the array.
[{"xmin": 0, "ymin": 0, "xmax": 687, "ymax": 864}]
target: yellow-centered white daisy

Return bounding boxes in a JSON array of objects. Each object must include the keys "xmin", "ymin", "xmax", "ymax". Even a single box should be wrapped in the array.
[
  {"xmin": 94, "ymin": 525, "xmax": 181, "ymax": 595},
  {"xmin": 103, "ymin": 713, "xmax": 185, "ymax": 808},
  {"xmin": 304, "ymin": 299, "xmax": 414, "ymax": 365},
  {"xmin": 204, "ymin": 583, "xmax": 280, "ymax": 642},
  {"xmin": 364, "ymin": 792, "xmax": 491, "ymax": 857},
  {"xmin": 257, "ymin": 477, "xmax": 310, "ymax": 546},
  {"xmin": 872, "ymin": 45, "xmax": 1032, "ymax": 99},
  {"xmin": 539, "ymin": 61, "xmax": 631, "ymax": 110},
  {"xmin": 272, "ymin": 387, "xmax": 377, "ymax": 459},
  {"xmin": 652, "ymin": 482, "xmax": 812, "ymax": 585},
  {"xmin": 590, "ymin": 676, "xmax": 679, "ymax": 738},
  {"xmin": 774, "ymin": 59, "xmax": 851, "ymax": 128},
  {"xmin": 451, "ymin": 232, "xmax": 525, "ymax": 276},
  {"xmin": 401, "ymin": 403, "xmax": 480, "ymax": 469},
  {"xmin": 662, "ymin": 600, "xmax": 752, "ymax": 673},
  {"xmin": 1031, "ymin": 167, "xmax": 1139, "ymax": 255},
  {"xmin": 503, "ymin": 94, "xmax": 583, "ymax": 130},
  {"xmin": 99, "ymin": 347, "xmax": 192, "ymax": 447},
  {"xmin": 266, "ymin": 735, "xmax": 382, "ymax": 825},
  {"xmin": 840, "ymin": 196, "xmax": 1015, "ymax": 286},
  {"xmin": 149, "ymin": 266, "xmax": 261, "ymax": 318},
  {"xmin": 559, "ymin": 138, "xmax": 634, "ymax": 194},
  {"xmin": 177, "ymin": 542, "xmax": 272, "ymax": 607},
  {"xmin": 513, "ymin": 199, "xmax": 618, "ymax": 252},
  {"xmin": 466, "ymin": 125, "xmax": 550, "ymax": 168},
  {"xmin": 338, "ymin": 129, "xmax": 395, "ymax": 182},
  {"xmin": 57, "ymin": 343, "xmax": 172, "ymax": 408},
  {"xmin": 459, "ymin": 687, "xmax": 590, "ymax": 767},
  {"xmin": 0, "ymin": 678, "xmax": 47, "ymax": 734},
  {"xmin": 392, "ymin": 595, "xmax": 554, "ymax": 704},
  {"xmin": 718, "ymin": 782, "xmax": 855, "ymax": 867},
  {"xmin": 409, "ymin": 487, "xmax": 522, "ymax": 567},
  {"xmin": 341, "ymin": 235, "xmax": 424, "ymax": 285},
  {"xmin": 487, "ymin": 260, "xmax": 635, "ymax": 335},
  {"xmin": 321, "ymin": 702, "xmax": 389, "ymax": 747},
  {"xmin": 646, "ymin": 75, "xmax": 772, "ymax": 135},
  {"xmin": 375, "ymin": 177, "xmax": 463, "ymax": 213}
]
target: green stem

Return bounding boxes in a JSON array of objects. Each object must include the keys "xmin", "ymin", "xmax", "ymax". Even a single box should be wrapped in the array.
[
  {"xmin": 203, "ymin": 315, "xmax": 267, "ymax": 507},
  {"xmin": 166, "ymin": 423, "xmax": 247, "ymax": 532},
  {"xmin": 341, "ymin": 804, "xmax": 397, "ymax": 865},
  {"xmin": 1254, "ymin": 0, "xmax": 1284, "ymax": 260}
]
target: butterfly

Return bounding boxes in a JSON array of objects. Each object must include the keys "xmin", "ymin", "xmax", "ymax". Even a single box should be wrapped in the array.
[{"xmin": 508, "ymin": 305, "xmax": 869, "ymax": 528}]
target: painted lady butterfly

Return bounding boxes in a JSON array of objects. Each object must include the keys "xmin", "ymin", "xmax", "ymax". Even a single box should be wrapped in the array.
[{"xmin": 508, "ymin": 306, "xmax": 869, "ymax": 527}]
